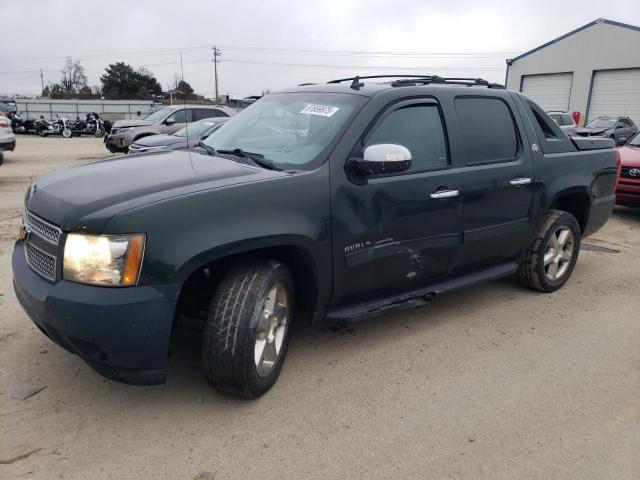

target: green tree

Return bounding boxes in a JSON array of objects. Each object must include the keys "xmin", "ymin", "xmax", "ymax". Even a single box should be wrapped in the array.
[
  {"xmin": 100, "ymin": 62, "xmax": 163, "ymax": 100},
  {"xmin": 177, "ymin": 79, "xmax": 194, "ymax": 95}
]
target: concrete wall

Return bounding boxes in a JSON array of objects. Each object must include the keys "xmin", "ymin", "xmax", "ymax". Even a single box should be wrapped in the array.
[
  {"xmin": 506, "ymin": 21, "xmax": 640, "ymax": 124},
  {"xmin": 14, "ymin": 99, "xmax": 160, "ymax": 122}
]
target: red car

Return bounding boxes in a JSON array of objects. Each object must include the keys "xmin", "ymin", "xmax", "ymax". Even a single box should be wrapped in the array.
[{"xmin": 616, "ymin": 131, "xmax": 640, "ymax": 207}]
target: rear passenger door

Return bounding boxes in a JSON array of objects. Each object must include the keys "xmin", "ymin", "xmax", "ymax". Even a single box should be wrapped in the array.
[{"xmin": 453, "ymin": 95, "xmax": 534, "ymax": 271}]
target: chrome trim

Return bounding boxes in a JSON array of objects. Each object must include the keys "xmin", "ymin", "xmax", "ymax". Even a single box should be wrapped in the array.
[
  {"xmin": 24, "ymin": 210, "xmax": 62, "ymax": 245},
  {"xmin": 24, "ymin": 239, "xmax": 57, "ymax": 282},
  {"xmin": 430, "ymin": 190, "xmax": 459, "ymax": 199},
  {"xmin": 510, "ymin": 178, "xmax": 532, "ymax": 186}
]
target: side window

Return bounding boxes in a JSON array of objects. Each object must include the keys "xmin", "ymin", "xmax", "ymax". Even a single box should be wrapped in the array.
[
  {"xmin": 454, "ymin": 97, "xmax": 518, "ymax": 164},
  {"xmin": 562, "ymin": 114, "xmax": 574, "ymax": 126},
  {"xmin": 171, "ymin": 109, "xmax": 187, "ymax": 123},
  {"xmin": 619, "ymin": 118, "xmax": 631, "ymax": 128},
  {"xmin": 364, "ymin": 104, "xmax": 448, "ymax": 173},
  {"xmin": 195, "ymin": 109, "xmax": 227, "ymax": 120}
]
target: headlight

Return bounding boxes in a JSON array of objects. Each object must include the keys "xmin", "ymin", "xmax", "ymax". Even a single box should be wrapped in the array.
[{"xmin": 63, "ymin": 233, "xmax": 145, "ymax": 287}]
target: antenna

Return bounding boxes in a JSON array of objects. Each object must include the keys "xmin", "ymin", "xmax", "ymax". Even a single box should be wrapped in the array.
[{"xmin": 179, "ymin": 52, "xmax": 192, "ymax": 160}]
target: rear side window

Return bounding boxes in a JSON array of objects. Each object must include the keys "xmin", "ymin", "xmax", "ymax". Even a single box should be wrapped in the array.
[
  {"xmin": 561, "ymin": 114, "xmax": 574, "ymax": 126},
  {"xmin": 365, "ymin": 104, "xmax": 448, "ymax": 172},
  {"xmin": 195, "ymin": 108, "xmax": 228, "ymax": 120},
  {"xmin": 454, "ymin": 97, "xmax": 518, "ymax": 164}
]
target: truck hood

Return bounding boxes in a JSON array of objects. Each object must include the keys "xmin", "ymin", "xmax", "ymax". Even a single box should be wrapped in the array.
[
  {"xmin": 131, "ymin": 134, "xmax": 185, "ymax": 148},
  {"xmin": 26, "ymin": 150, "xmax": 282, "ymax": 231},
  {"xmin": 576, "ymin": 127, "xmax": 609, "ymax": 136},
  {"xmin": 618, "ymin": 145, "xmax": 640, "ymax": 167},
  {"xmin": 112, "ymin": 119, "xmax": 153, "ymax": 128}
]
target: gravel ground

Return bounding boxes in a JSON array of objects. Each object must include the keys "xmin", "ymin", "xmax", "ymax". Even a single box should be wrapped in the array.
[{"xmin": 1, "ymin": 136, "xmax": 639, "ymax": 479}]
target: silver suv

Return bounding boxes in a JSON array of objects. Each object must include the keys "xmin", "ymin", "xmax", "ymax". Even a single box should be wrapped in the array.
[{"xmin": 105, "ymin": 104, "xmax": 235, "ymax": 153}]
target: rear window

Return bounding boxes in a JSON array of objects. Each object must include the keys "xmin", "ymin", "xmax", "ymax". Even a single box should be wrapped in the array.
[{"xmin": 454, "ymin": 97, "xmax": 518, "ymax": 164}]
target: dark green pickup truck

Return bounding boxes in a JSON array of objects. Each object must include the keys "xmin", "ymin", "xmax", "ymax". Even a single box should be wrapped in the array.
[{"xmin": 13, "ymin": 76, "xmax": 617, "ymax": 398}]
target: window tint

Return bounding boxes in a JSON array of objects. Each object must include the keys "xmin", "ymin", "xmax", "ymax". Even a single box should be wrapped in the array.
[
  {"xmin": 455, "ymin": 97, "xmax": 518, "ymax": 164},
  {"xmin": 171, "ymin": 109, "xmax": 194, "ymax": 123},
  {"xmin": 195, "ymin": 108, "xmax": 228, "ymax": 120},
  {"xmin": 619, "ymin": 118, "xmax": 631, "ymax": 128},
  {"xmin": 365, "ymin": 104, "xmax": 448, "ymax": 172}
]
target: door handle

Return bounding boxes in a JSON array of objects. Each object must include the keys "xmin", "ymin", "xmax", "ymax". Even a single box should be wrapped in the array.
[
  {"xmin": 430, "ymin": 189, "xmax": 459, "ymax": 199},
  {"xmin": 510, "ymin": 178, "xmax": 532, "ymax": 186}
]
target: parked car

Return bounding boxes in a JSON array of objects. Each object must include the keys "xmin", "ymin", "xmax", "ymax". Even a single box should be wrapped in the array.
[
  {"xmin": 577, "ymin": 116, "xmax": 638, "ymax": 144},
  {"xmin": 547, "ymin": 111, "xmax": 578, "ymax": 136},
  {"xmin": 128, "ymin": 117, "xmax": 228, "ymax": 154},
  {"xmin": 0, "ymin": 114, "xmax": 16, "ymax": 165},
  {"xmin": 13, "ymin": 75, "xmax": 617, "ymax": 398},
  {"xmin": 615, "ymin": 131, "xmax": 640, "ymax": 207},
  {"xmin": 105, "ymin": 104, "xmax": 235, "ymax": 153}
]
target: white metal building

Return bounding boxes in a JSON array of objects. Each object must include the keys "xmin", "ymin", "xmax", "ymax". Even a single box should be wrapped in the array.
[{"xmin": 505, "ymin": 19, "xmax": 640, "ymax": 125}]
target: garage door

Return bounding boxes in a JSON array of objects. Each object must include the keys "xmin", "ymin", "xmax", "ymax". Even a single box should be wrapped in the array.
[
  {"xmin": 521, "ymin": 73, "xmax": 573, "ymax": 112},
  {"xmin": 588, "ymin": 69, "xmax": 640, "ymax": 125}
]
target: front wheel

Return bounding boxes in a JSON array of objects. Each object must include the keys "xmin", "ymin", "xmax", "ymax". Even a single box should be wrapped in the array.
[
  {"xmin": 202, "ymin": 259, "xmax": 294, "ymax": 398},
  {"xmin": 62, "ymin": 128, "xmax": 72, "ymax": 138},
  {"xmin": 518, "ymin": 210, "xmax": 581, "ymax": 292},
  {"xmin": 94, "ymin": 126, "xmax": 105, "ymax": 137}
]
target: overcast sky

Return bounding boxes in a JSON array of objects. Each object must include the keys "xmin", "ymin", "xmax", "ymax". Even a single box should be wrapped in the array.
[{"xmin": 1, "ymin": 0, "xmax": 639, "ymax": 98}]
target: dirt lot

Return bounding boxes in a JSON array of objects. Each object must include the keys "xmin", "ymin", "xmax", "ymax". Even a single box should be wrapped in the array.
[{"xmin": 1, "ymin": 136, "xmax": 639, "ymax": 479}]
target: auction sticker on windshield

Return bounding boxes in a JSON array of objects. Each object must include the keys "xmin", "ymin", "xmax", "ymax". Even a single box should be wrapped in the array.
[{"xmin": 300, "ymin": 104, "xmax": 340, "ymax": 117}]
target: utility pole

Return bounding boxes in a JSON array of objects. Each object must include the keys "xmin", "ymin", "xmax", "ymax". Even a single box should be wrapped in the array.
[
  {"xmin": 212, "ymin": 46, "xmax": 221, "ymax": 103},
  {"xmin": 40, "ymin": 69, "xmax": 45, "ymax": 95}
]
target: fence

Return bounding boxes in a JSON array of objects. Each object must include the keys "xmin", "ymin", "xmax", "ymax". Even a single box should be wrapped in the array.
[{"xmin": 14, "ymin": 99, "xmax": 161, "ymax": 122}]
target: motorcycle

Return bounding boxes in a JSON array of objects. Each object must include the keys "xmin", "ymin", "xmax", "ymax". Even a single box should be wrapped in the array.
[
  {"xmin": 7, "ymin": 111, "xmax": 37, "ymax": 134},
  {"xmin": 68, "ymin": 112, "xmax": 105, "ymax": 137},
  {"xmin": 38, "ymin": 114, "xmax": 72, "ymax": 138}
]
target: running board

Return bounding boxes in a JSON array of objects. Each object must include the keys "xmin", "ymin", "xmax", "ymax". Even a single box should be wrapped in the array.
[{"xmin": 326, "ymin": 262, "xmax": 517, "ymax": 322}]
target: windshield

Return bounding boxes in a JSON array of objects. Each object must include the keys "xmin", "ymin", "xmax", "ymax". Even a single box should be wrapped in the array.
[
  {"xmin": 586, "ymin": 118, "xmax": 615, "ymax": 129},
  {"xmin": 144, "ymin": 107, "xmax": 171, "ymax": 122},
  {"xmin": 201, "ymin": 92, "xmax": 366, "ymax": 170},
  {"xmin": 175, "ymin": 119, "xmax": 220, "ymax": 137},
  {"xmin": 629, "ymin": 131, "xmax": 640, "ymax": 146},
  {"xmin": 0, "ymin": 101, "xmax": 16, "ymax": 113}
]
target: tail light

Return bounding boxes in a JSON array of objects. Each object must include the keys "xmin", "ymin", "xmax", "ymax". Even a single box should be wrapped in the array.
[
  {"xmin": 0, "ymin": 119, "xmax": 8, "ymax": 128},
  {"xmin": 614, "ymin": 149, "xmax": 622, "ymax": 191}
]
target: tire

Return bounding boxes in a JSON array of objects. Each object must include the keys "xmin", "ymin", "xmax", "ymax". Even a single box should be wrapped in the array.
[
  {"xmin": 518, "ymin": 209, "xmax": 581, "ymax": 292},
  {"xmin": 202, "ymin": 259, "xmax": 294, "ymax": 398},
  {"xmin": 62, "ymin": 128, "xmax": 72, "ymax": 138},
  {"xmin": 0, "ymin": 152, "xmax": 3, "ymax": 166},
  {"xmin": 94, "ymin": 126, "xmax": 105, "ymax": 138}
]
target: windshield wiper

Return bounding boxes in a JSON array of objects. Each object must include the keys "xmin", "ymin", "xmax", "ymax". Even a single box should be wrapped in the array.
[
  {"xmin": 198, "ymin": 141, "xmax": 218, "ymax": 156},
  {"xmin": 215, "ymin": 148, "xmax": 281, "ymax": 171}
]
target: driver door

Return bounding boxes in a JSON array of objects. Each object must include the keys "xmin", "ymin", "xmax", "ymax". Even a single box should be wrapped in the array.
[
  {"xmin": 161, "ymin": 108, "xmax": 192, "ymax": 134},
  {"xmin": 331, "ymin": 98, "xmax": 463, "ymax": 304}
]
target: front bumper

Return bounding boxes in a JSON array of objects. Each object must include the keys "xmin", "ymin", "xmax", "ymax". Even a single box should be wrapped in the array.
[
  {"xmin": 12, "ymin": 240, "xmax": 181, "ymax": 385},
  {"xmin": 616, "ymin": 176, "xmax": 640, "ymax": 206},
  {"xmin": 104, "ymin": 132, "xmax": 131, "ymax": 152}
]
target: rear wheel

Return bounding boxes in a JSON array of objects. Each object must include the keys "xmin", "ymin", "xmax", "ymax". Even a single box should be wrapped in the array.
[
  {"xmin": 518, "ymin": 210, "xmax": 581, "ymax": 292},
  {"xmin": 202, "ymin": 259, "xmax": 293, "ymax": 398}
]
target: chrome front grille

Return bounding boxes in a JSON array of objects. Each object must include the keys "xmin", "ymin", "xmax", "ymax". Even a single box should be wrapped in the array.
[
  {"xmin": 25, "ymin": 240, "xmax": 57, "ymax": 281},
  {"xmin": 25, "ymin": 210, "xmax": 61, "ymax": 245}
]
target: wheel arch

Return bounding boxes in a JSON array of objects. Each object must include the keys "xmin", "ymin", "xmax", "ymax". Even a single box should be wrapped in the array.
[
  {"xmin": 175, "ymin": 236, "xmax": 327, "ymax": 326},
  {"xmin": 547, "ymin": 187, "xmax": 591, "ymax": 233}
]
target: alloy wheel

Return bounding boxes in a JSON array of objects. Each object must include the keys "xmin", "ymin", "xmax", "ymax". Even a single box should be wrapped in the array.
[
  {"xmin": 254, "ymin": 282, "xmax": 289, "ymax": 377},
  {"xmin": 544, "ymin": 226, "xmax": 574, "ymax": 281}
]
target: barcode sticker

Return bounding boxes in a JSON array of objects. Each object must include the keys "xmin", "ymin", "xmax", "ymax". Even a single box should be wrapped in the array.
[{"xmin": 300, "ymin": 104, "xmax": 340, "ymax": 117}]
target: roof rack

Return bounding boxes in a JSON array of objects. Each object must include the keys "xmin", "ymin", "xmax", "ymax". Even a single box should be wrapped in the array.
[{"xmin": 326, "ymin": 75, "xmax": 505, "ymax": 90}]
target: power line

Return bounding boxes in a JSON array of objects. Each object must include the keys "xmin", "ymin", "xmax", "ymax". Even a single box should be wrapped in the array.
[{"xmin": 0, "ymin": 43, "xmax": 521, "ymax": 65}]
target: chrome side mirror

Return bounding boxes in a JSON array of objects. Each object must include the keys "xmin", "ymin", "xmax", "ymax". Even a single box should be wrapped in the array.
[{"xmin": 353, "ymin": 144, "xmax": 412, "ymax": 176}]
